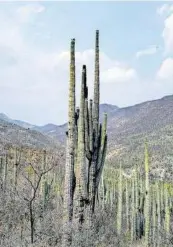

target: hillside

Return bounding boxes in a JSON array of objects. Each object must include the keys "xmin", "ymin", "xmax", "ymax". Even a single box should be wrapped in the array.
[
  {"xmin": 1, "ymin": 95, "xmax": 173, "ymax": 179},
  {"xmin": 0, "ymin": 119, "xmax": 63, "ymax": 152},
  {"xmin": 106, "ymin": 95, "xmax": 173, "ymax": 180},
  {"xmin": 0, "ymin": 104, "xmax": 119, "ymax": 143},
  {"xmin": 0, "ymin": 113, "xmax": 35, "ymax": 129}
]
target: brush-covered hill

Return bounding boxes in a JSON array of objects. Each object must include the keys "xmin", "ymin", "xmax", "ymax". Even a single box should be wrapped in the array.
[
  {"xmin": 0, "ymin": 119, "xmax": 63, "ymax": 152},
  {"xmin": 105, "ymin": 95, "xmax": 173, "ymax": 180},
  {"xmin": 0, "ymin": 104, "xmax": 119, "ymax": 143},
  {"xmin": 1, "ymin": 95, "xmax": 173, "ymax": 179},
  {"xmin": 32, "ymin": 104, "xmax": 119, "ymax": 140}
]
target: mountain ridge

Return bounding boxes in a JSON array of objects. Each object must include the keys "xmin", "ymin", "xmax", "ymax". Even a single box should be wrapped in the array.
[
  {"xmin": 1, "ymin": 94, "xmax": 172, "ymax": 133},
  {"xmin": 1, "ymin": 94, "xmax": 173, "ymax": 180}
]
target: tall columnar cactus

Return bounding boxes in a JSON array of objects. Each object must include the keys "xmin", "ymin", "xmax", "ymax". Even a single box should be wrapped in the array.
[
  {"xmin": 125, "ymin": 178, "xmax": 130, "ymax": 231},
  {"xmin": 62, "ymin": 38, "xmax": 76, "ymax": 247},
  {"xmin": 151, "ymin": 186, "xmax": 156, "ymax": 247},
  {"xmin": 0, "ymin": 157, "xmax": 3, "ymax": 181},
  {"xmin": 93, "ymin": 148, "xmax": 173, "ymax": 246},
  {"xmin": 89, "ymin": 99, "xmax": 93, "ymax": 153},
  {"xmin": 13, "ymin": 149, "xmax": 18, "ymax": 189},
  {"xmin": 89, "ymin": 29, "xmax": 100, "ymax": 216},
  {"xmin": 164, "ymin": 185, "xmax": 170, "ymax": 236},
  {"xmin": 144, "ymin": 142, "xmax": 150, "ymax": 247},
  {"xmin": 156, "ymin": 182, "xmax": 161, "ymax": 247},
  {"xmin": 134, "ymin": 165, "xmax": 139, "ymax": 212},
  {"xmin": 40, "ymin": 150, "xmax": 47, "ymax": 196},
  {"xmin": 160, "ymin": 181, "xmax": 164, "ymax": 216},
  {"xmin": 100, "ymin": 173, "xmax": 105, "ymax": 209},
  {"xmin": 139, "ymin": 171, "xmax": 144, "ymax": 213},
  {"xmin": 93, "ymin": 29, "xmax": 100, "ymax": 140},
  {"xmin": 96, "ymin": 113, "xmax": 107, "ymax": 189},
  {"xmin": 73, "ymin": 65, "xmax": 87, "ymax": 229},
  {"xmin": 62, "ymin": 30, "xmax": 108, "ymax": 245},
  {"xmin": 131, "ymin": 174, "xmax": 135, "ymax": 242},
  {"xmin": 117, "ymin": 164, "xmax": 123, "ymax": 235},
  {"xmin": 13, "ymin": 147, "xmax": 22, "ymax": 190},
  {"xmin": 3, "ymin": 154, "xmax": 8, "ymax": 192}
]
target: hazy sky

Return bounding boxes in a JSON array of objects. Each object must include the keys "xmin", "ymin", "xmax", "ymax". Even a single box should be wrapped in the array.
[{"xmin": 0, "ymin": 1, "xmax": 173, "ymax": 125}]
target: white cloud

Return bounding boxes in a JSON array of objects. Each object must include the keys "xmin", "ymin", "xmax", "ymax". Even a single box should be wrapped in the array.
[
  {"xmin": 157, "ymin": 57, "xmax": 173, "ymax": 80},
  {"xmin": 16, "ymin": 3, "xmax": 45, "ymax": 23},
  {"xmin": 163, "ymin": 13, "xmax": 173, "ymax": 54},
  {"xmin": 0, "ymin": 4, "xmax": 137, "ymax": 125},
  {"xmin": 156, "ymin": 4, "xmax": 173, "ymax": 90},
  {"xmin": 136, "ymin": 45, "xmax": 159, "ymax": 58},
  {"xmin": 101, "ymin": 66, "xmax": 137, "ymax": 83},
  {"xmin": 35, "ymin": 49, "xmax": 137, "ymax": 85},
  {"xmin": 157, "ymin": 4, "xmax": 173, "ymax": 16},
  {"xmin": 1, "ymin": 3, "xmax": 173, "ymax": 126},
  {"xmin": 158, "ymin": 4, "xmax": 173, "ymax": 54}
]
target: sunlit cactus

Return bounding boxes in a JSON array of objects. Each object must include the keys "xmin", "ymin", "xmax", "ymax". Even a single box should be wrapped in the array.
[
  {"xmin": 144, "ymin": 142, "xmax": 150, "ymax": 247},
  {"xmin": 117, "ymin": 164, "xmax": 123, "ymax": 235},
  {"xmin": 62, "ymin": 38, "xmax": 76, "ymax": 247},
  {"xmin": 164, "ymin": 185, "xmax": 170, "ymax": 236},
  {"xmin": 62, "ymin": 30, "xmax": 108, "ymax": 245},
  {"xmin": 3, "ymin": 154, "xmax": 8, "ymax": 192}
]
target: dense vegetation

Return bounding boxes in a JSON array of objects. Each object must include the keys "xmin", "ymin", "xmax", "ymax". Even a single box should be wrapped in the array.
[{"xmin": 0, "ymin": 30, "xmax": 173, "ymax": 247}]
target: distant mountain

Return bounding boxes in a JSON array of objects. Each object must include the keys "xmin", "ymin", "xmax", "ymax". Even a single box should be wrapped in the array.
[
  {"xmin": 13, "ymin": 120, "xmax": 35, "ymax": 129},
  {"xmin": 33, "ymin": 123, "xmax": 58, "ymax": 133},
  {"xmin": 0, "ymin": 113, "xmax": 35, "ymax": 129},
  {"xmin": 32, "ymin": 104, "xmax": 119, "ymax": 141},
  {"xmin": 41, "ymin": 94, "xmax": 173, "ymax": 180},
  {"xmin": 107, "ymin": 94, "xmax": 173, "ymax": 140},
  {"xmin": 2, "ymin": 96, "xmax": 173, "ymax": 180},
  {"xmin": 0, "ymin": 103, "xmax": 118, "ymax": 142},
  {"xmin": 0, "ymin": 119, "xmax": 62, "ymax": 151},
  {"xmin": 99, "ymin": 103, "xmax": 118, "ymax": 116},
  {"xmin": 104, "ymin": 95, "xmax": 173, "ymax": 180},
  {"xmin": 32, "ymin": 123, "xmax": 67, "ymax": 142},
  {"xmin": 0, "ymin": 113, "xmax": 11, "ymax": 122}
]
